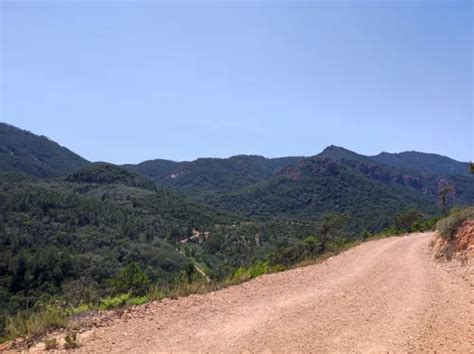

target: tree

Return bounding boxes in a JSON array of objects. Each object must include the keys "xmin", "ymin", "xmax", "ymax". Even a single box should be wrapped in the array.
[
  {"xmin": 109, "ymin": 262, "xmax": 150, "ymax": 296},
  {"xmin": 394, "ymin": 210, "xmax": 423, "ymax": 233},
  {"xmin": 437, "ymin": 182, "xmax": 455, "ymax": 215},
  {"xmin": 317, "ymin": 213, "xmax": 346, "ymax": 253}
]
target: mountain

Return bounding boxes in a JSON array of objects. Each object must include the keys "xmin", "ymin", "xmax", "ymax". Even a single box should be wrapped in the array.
[
  {"xmin": 211, "ymin": 155, "xmax": 438, "ymax": 233},
  {"xmin": 125, "ymin": 155, "xmax": 303, "ymax": 199},
  {"xmin": 1, "ymin": 122, "xmax": 472, "ymax": 338},
  {"xmin": 0, "ymin": 122, "xmax": 90, "ymax": 177},
  {"xmin": 207, "ymin": 146, "xmax": 473, "ymax": 228},
  {"xmin": 371, "ymin": 151, "xmax": 470, "ymax": 176}
]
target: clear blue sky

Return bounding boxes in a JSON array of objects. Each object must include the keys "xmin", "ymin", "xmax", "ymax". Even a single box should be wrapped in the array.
[{"xmin": 1, "ymin": 0, "xmax": 472, "ymax": 163}]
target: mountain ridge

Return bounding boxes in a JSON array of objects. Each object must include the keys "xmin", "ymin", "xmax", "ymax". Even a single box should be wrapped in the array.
[{"xmin": 0, "ymin": 122, "xmax": 90, "ymax": 177}]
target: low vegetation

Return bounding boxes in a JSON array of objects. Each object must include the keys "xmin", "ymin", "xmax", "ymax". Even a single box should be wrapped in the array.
[
  {"xmin": 433, "ymin": 207, "xmax": 474, "ymax": 262},
  {"xmin": 64, "ymin": 332, "xmax": 79, "ymax": 349},
  {"xmin": 437, "ymin": 207, "xmax": 474, "ymax": 241},
  {"xmin": 44, "ymin": 337, "xmax": 58, "ymax": 350}
]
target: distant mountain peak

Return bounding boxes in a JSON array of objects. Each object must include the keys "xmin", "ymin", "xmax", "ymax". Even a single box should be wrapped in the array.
[{"xmin": 319, "ymin": 145, "xmax": 367, "ymax": 161}]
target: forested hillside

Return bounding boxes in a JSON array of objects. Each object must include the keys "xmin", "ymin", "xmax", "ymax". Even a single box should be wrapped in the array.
[
  {"xmin": 372, "ymin": 151, "xmax": 471, "ymax": 176},
  {"xmin": 0, "ymin": 122, "xmax": 472, "ymax": 338},
  {"xmin": 0, "ymin": 123, "xmax": 89, "ymax": 177},
  {"xmin": 0, "ymin": 167, "xmax": 238, "ymax": 334},
  {"xmin": 125, "ymin": 155, "xmax": 303, "ymax": 200},
  {"xmin": 126, "ymin": 145, "xmax": 474, "ymax": 214},
  {"xmin": 0, "ymin": 166, "xmax": 356, "ymax": 336},
  {"xmin": 211, "ymin": 156, "xmax": 438, "ymax": 232}
]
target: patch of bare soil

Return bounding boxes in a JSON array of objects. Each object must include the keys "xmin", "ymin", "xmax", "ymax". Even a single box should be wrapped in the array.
[
  {"xmin": 20, "ymin": 233, "xmax": 474, "ymax": 352},
  {"xmin": 434, "ymin": 220, "xmax": 474, "ymax": 265}
]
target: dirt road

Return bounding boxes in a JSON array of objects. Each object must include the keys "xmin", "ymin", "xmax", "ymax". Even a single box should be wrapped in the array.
[{"xmin": 76, "ymin": 232, "xmax": 473, "ymax": 352}]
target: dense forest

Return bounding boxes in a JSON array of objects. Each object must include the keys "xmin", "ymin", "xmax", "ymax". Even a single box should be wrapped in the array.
[{"xmin": 0, "ymin": 123, "xmax": 472, "ymax": 337}]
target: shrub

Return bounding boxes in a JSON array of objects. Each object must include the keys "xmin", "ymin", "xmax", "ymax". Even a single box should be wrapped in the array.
[
  {"xmin": 98, "ymin": 293, "xmax": 131, "ymax": 310},
  {"xmin": 108, "ymin": 262, "xmax": 150, "ymax": 296},
  {"xmin": 228, "ymin": 261, "xmax": 273, "ymax": 285},
  {"xmin": 64, "ymin": 332, "xmax": 79, "ymax": 349},
  {"xmin": 5, "ymin": 306, "xmax": 67, "ymax": 340},
  {"xmin": 44, "ymin": 337, "xmax": 58, "ymax": 350},
  {"xmin": 437, "ymin": 207, "xmax": 474, "ymax": 241},
  {"xmin": 65, "ymin": 303, "xmax": 93, "ymax": 317},
  {"xmin": 394, "ymin": 210, "xmax": 423, "ymax": 233},
  {"xmin": 411, "ymin": 216, "xmax": 440, "ymax": 232},
  {"xmin": 230, "ymin": 266, "xmax": 251, "ymax": 283},
  {"xmin": 127, "ymin": 296, "xmax": 148, "ymax": 307},
  {"xmin": 248, "ymin": 261, "xmax": 270, "ymax": 278},
  {"xmin": 147, "ymin": 285, "xmax": 166, "ymax": 302}
]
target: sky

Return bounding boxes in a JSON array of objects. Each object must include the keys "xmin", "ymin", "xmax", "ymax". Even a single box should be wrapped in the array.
[{"xmin": 1, "ymin": 0, "xmax": 472, "ymax": 164}]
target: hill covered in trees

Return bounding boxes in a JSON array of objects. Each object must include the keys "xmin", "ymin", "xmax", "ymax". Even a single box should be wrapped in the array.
[
  {"xmin": 0, "ymin": 123, "xmax": 89, "ymax": 178},
  {"xmin": 65, "ymin": 163, "xmax": 156, "ymax": 190},
  {"xmin": 211, "ymin": 155, "xmax": 439, "ymax": 232},
  {"xmin": 125, "ymin": 155, "xmax": 303, "ymax": 200},
  {"xmin": 0, "ymin": 122, "xmax": 472, "ymax": 338},
  {"xmin": 124, "ymin": 145, "xmax": 473, "ymax": 213},
  {"xmin": 371, "ymin": 150, "xmax": 471, "ymax": 176}
]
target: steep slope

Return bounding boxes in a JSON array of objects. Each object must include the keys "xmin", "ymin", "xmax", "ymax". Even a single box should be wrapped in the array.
[
  {"xmin": 126, "ymin": 155, "xmax": 303, "ymax": 199},
  {"xmin": 0, "ymin": 123, "xmax": 89, "ymax": 177}
]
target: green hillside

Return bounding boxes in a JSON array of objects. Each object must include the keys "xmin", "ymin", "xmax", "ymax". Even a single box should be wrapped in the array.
[
  {"xmin": 372, "ymin": 151, "xmax": 470, "ymax": 176},
  {"xmin": 0, "ymin": 123, "xmax": 89, "ymax": 177},
  {"xmin": 65, "ymin": 163, "xmax": 156, "ymax": 190},
  {"xmin": 1, "ymin": 122, "xmax": 472, "ymax": 338},
  {"xmin": 211, "ymin": 156, "xmax": 438, "ymax": 233},
  {"xmin": 125, "ymin": 155, "xmax": 303, "ymax": 200}
]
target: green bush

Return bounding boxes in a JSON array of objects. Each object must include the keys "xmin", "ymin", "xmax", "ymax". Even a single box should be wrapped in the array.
[
  {"xmin": 394, "ymin": 210, "xmax": 423, "ymax": 233},
  {"xmin": 437, "ymin": 207, "xmax": 474, "ymax": 240},
  {"xmin": 126, "ymin": 296, "xmax": 148, "ymax": 307},
  {"xmin": 65, "ymin": 303, "xmax": 93, "ymax": 317},
  {"xmin": 98, "ymin": 293, "xmax": 131, "ymax": 310},
  {"xmin": 108, "ymin": 262, "xmax": 150, "ymax": 296},
  {"xmin": 248, "ymin": 261, "xmax": 270, "ymax": 278},
  {"xmin": 229, "ymin": 266, "xmax": 251, "ymax": 283},
  {"xmin": 411, "ymin": 216, "xmax": 440, "ymax": 232}
]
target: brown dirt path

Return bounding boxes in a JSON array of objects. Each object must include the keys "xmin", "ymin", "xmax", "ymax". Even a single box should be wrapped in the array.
[{"xmin": 71, "ymin": 232, "xmax": 473, "ymax": 352}]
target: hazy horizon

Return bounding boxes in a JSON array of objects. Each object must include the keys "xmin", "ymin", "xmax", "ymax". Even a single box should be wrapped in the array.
[{"xmin": 1, "ymin": 1, "xmax": 472, "ymax": 164}]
